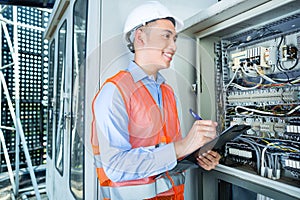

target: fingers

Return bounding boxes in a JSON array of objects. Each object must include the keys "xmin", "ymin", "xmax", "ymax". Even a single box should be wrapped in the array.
[
  {"xmin": 194, "ymin": 119, "xmax": 218, "ymax": 125},
  {"xmin": 194, "ymin": 120, "xmax": 218, "ymax": 128},
  {"xmin": 193, "ymin": 120, "xmax": 218, "ymax": 139},
  {"xmin": 197, "ymin": 151, "xmax": 221, "ymax": 171},
  {"xmin": 181, "ymin": 120, "xmax": 218, "ymax": 157}
]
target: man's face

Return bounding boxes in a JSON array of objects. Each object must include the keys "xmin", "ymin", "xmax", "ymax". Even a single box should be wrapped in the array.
[{"xmin": 136, "ymin": 19, "xmax": 178, "ymax": 69}]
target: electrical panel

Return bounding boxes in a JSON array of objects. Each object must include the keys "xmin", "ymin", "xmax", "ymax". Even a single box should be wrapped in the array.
[{"xmin": 215, "ymin": 12, "xmax": 300, "ymax": 188}]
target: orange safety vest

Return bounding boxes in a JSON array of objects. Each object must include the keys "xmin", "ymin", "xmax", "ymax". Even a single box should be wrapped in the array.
[{"xmin": 91, "ymin": 71, "xmax": 185, "ymax": 200}]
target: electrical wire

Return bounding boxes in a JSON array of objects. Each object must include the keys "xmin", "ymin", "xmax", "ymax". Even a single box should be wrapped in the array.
[
  {"xmin": 261, "ymin": 143, "xmax": 274, "ymax": 176},
  {"xmin": 276, "ymin": 36, "xmax": 285, "ymax": 72},
  {"xmin": 254, "ymin": 64, "xmax": 279, "ymax": 84},
  {"xmin": 229, "ymin": 78, "xmax": 263, "ymax": 90},
  {"xmin": 262, "ymin": 139, "xmax": 300, "ymax": 153},
  {"xmin": 235, "ymin": 105, "xmax": 300, "ymax": 117},
  {"xmin": 279, "ymin": 57, "xmax": 299, "ymax": 71},
  {"xmin": 238, "ymin": 137, "xmax": 261, "ymax": 173},
  {"xmin": 225, "ymin": 65, "xmax": 263, "ymax": 90},
  {"xmin": 240, "ymin": 66, "xmax": 259, "ymax": 78},
  {"xmin": 224, "ymin": 66, "xmax": 241, "ymax": 91},
  {"xmin": 225, "ymin": 62, "xmax": 297, "ymax": 91}
]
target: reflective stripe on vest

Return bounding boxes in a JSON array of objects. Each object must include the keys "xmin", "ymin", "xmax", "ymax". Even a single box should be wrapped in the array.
[
  {"xmin": 91, "ymin": 71, "xmax": 184, "ymax": 199},
  {"xmin": 100, "ymin": 172, "xmax": 185, "ymax": 199}
]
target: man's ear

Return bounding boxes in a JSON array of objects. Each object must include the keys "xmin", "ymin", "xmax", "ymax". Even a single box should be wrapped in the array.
[{"xmin": 134, "ymin": 28, "xmax": 146, "ymax": 46}]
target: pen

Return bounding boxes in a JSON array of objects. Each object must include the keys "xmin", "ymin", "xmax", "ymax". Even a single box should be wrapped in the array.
[{"xmin": 189, "ymin": 108, "xmax": 202, "ymax": 120}]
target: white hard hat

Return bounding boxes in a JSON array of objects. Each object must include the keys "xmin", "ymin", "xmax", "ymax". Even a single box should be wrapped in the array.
[{"xmin": 124, "ymin": 1, "xmax": 184, "ymax": 52}]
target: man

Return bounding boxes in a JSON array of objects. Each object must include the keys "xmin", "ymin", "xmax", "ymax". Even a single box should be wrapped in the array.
[{"xmin": 91, "ymin": 1, "xmax": 220, "ymax": 199}]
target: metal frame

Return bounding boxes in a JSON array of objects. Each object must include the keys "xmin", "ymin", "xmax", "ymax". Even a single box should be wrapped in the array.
[
  {"xmin": 0, "ymin": 5, "xmax": 43, "ymax": 200},
  {"xmin": 202, "ymin": 165, "xmax": 300, "ymax": 200}
]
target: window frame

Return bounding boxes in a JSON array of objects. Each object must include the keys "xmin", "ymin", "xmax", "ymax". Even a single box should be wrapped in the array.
[
  {"xmin": 69, "ymin": 0, "xmax": 88, "ymax": 199},
  {"xmin": 46, "ymin": 39, "xmax": 55, "ymax": 159},
  {"xmin": 55, "ymin": 19, "xmax": 67, "ymax": 176}
]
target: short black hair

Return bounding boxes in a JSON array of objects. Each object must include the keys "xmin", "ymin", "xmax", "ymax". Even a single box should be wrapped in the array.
[
  {"xmin": 145, "ymin": 17, "xmax": 176, "ymax": 27},
  {"xmin": 164, "ymin": 17, "xmax": 176, "ymax": 27}
]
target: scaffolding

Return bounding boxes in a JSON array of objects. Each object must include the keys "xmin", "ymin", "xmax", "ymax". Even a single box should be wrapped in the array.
[{"xmin": 0, "ymin": 5, "xmax": 50, "ymax": 200}]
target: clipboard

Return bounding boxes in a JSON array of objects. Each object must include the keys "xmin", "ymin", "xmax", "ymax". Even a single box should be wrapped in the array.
[{"xmin": 170, "ymin": 124, "xmax": 251, "ymax": 172}]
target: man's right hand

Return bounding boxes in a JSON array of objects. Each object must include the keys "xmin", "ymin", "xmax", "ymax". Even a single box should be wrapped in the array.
[{"xmin": 174, "ymin": 120, "xmax": 217, "ymax": 159}]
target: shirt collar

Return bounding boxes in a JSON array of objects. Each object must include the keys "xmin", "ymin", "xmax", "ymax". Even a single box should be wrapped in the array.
[{"xmin": 127, "ymin": 61, "xmax": 166, "ymax": 85}]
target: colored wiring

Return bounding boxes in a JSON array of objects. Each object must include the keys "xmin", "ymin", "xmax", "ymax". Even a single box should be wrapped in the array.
[{"xmin": 235, "ymin": 105, "xmax": 300, "ymax": 117}]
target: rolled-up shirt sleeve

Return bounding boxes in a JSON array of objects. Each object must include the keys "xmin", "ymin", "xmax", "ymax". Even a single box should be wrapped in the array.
[{"xmin": 94, "ymin": 83, "xmax": 177, "ymax": 182}]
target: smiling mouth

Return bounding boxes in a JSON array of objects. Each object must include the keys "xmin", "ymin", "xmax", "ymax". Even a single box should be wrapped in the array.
[{"xmin": 163, "ymin": 52, "xmax": 173, "ymax": 61}]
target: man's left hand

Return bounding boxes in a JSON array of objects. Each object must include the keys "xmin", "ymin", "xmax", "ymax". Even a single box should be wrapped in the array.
[{"xmin": 196, "ymin": 150, "xmax": 220, "ymax": 171}]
